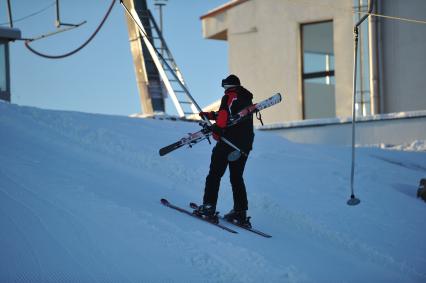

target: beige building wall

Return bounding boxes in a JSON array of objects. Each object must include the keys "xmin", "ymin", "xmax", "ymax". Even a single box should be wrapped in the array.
[
  {"xmin": 201, "ymin": 0, "xmax": 354, "ymax": 124},
  {"xmin": 378, "ymin": 0, "xmax": 426, "ymax": 113}
]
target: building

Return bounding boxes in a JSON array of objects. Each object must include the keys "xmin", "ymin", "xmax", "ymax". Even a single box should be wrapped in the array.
[
  {"xmin": 200, "ymin": 0, "xmax": 426, "ymax": 124},
  {"xmin": 0, "ymin": 26, "xmax": 21, "ymax": 102}
]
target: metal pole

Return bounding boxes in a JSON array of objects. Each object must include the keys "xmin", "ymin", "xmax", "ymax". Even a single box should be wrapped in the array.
[
  {"xmin": 56, "ymin": 0, "xmax": 61, "ymax": 27},
  {"xmin": 358, "ymin": 0, "xmax": 365, "ymax": 115},
  {"xmin": 348, "ymin": 26, "xmax": 361, "ymax": 206},
  {"xmin": 6, "ymin": 0, "xmax": 13, "ymax": 28},
  {"xmin": 154, "ymin": 2, "xmax": 166, "ymax": 57},
  {"xmin": 157, "ymin": 3, "xmax": 165, "ymax": 57},
  {"xmin": 348, "ymin": 0, "xmax": 374, "ymax": 206},
  {"xmin": 368, "ymin": 0, "xmax": 380, "ymax": 115}
]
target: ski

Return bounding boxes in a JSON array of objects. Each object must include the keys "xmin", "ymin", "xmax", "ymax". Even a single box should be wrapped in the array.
[
  {"xmin": 159, "ymin": 93, "xmax": 283, "ymax": 156},
  {"xmin": 190, "ymin": 202, "xmax": 272, "ymax": 238},
  {"xmin": 159, "ymin": 128, "xmax": 210, "ymax": 156},
  {"xmin": 228, "ymin": 92, "xmax": 282, "ymax": 126},
  {"xmin": 160, "ymin": 199, "xmax": 238, "ymax": 234}
]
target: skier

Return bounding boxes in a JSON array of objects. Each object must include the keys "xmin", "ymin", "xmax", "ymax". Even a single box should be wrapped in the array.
[{"xmin": 194, "ymin": 74, "xmax": 254, "ymax": 227}]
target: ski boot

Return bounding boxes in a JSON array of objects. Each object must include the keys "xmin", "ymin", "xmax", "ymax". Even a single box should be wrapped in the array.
[
  {"xmin": 224, "ymin": 209, "xmax": 252, "ymax": 228},
  {"xmin": 193, "ymin": 204, "xmax": 219, "ymax": 223},
  {"xmin": 418, "ymin": 178, "xmax": 426, "ymax": 202}
]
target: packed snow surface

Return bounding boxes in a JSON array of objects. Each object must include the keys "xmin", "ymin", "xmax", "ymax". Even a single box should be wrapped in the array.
[{"xmin": 1, "ymin": 102, "xmax": 426, "ymax": 283}]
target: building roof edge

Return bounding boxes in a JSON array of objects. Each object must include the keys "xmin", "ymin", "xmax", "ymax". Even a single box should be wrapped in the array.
[{"xmin": 200, "ymin": 0, "xmax": 249, "ymax": 20}]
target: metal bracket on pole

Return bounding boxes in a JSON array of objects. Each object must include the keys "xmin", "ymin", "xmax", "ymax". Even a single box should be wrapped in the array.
[
  {"xmin": 55, "ymin": 0, "xmax": 85, "ymax": 28},
  {"xmin": 25, "ymin": 0, "xmax": 86, "ymax": 42},
  {"xmin": 348, "ymin": 0, "xmax": 374, "ymax": 206},
  {"xmin": 27, "ymin": 21, "xmax": 87, "ymax": 42}
]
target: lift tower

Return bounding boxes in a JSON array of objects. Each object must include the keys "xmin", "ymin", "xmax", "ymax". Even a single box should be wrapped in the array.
[{"xmin": 123, "ymin": 0, "xmax": 197, "ymax": 117}]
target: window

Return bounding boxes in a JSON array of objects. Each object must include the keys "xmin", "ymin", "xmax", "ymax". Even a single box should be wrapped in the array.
[{"xmin": 301, "ymin": 21, "xmax": 335, "ymax": 119}]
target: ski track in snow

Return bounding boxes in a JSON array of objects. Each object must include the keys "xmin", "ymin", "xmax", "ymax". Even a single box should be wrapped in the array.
[
  {"xmin": 1, "ymin": 102, "xmax": 426, "ymax": 282},
  {"xmin": 250, "ymin": 191, "xmax": 424, "ymax": 280},
  {"xmin": 156, "ymin": 209, "xmax": 308, "ymax": 283},
  {"xmin": 0, "ymin": 171, "xmax": 106, "ymax": 282}
]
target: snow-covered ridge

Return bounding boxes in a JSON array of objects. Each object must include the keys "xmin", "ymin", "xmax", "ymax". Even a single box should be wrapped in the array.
[
  {"xmin": 259, "ymin": 110, "xmax": 426, "ymax": 130},
  {"xmin": 1, "ymin": 102, "xmax": 426, "ymax": 282},
  {"xmin": 366, "ymin": 140, "xmax": 426, "ymax": 152}
]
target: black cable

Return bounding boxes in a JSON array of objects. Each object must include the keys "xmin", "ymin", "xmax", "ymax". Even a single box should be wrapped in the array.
[
  {"xmin": 0, "ymin": 1, "xmax": 56, "ymax": 26},
  {"xmin": 24, "ymin": 0, "xmax": 116, "ymax": 59}
]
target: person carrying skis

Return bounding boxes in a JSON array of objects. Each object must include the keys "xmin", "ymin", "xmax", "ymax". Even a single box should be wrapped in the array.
[{"xmin": 194, "ymin": 74, "xmax": 254, "ymax": 227}]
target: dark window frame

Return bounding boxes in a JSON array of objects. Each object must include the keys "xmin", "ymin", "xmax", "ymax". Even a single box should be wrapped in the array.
[
  {"xmin": 0, "ymin": 40, "xmax": 10, "ymax": 102},
  {"xmin": 300, "ymin": 20, "xmax": 335, "ymax": 119}
]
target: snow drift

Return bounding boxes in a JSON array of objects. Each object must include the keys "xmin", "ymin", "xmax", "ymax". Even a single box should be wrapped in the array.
[{"xmin": 1, "ymin": 101, "xmax": 425, "ymax": 282}]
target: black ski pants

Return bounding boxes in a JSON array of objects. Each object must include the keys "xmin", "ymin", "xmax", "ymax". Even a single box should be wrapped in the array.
[{"xmin": 203, "ymin": 142, "xmax": 249, "ymax": 211}]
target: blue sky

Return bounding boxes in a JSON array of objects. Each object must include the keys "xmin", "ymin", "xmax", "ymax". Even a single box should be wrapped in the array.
[{"xmin": 2, "ymin": 0, "xmax": 229, "ymax": 116}]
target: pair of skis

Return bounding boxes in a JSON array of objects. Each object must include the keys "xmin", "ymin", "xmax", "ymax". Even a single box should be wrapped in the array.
[
  {"xmin": 161, "ymin": 199, "xmax": 272, "ymax": 238},
  {"xmin": 159, "ymin": 93, "xmax": 282, "ymax": 157}
]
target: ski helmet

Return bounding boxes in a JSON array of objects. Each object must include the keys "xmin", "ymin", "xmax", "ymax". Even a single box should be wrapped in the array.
[{"xmin": 221, "ymin": 74, "xmax": 241, "ymax": 88}]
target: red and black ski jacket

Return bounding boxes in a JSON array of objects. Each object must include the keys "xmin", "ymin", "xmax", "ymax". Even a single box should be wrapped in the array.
[{"xmin": 215, "ymin": 86, "xmax": 254, "ymax": 151}]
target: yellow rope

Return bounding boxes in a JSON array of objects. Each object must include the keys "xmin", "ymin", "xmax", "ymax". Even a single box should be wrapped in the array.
[
  {"xmin": 355, "ymin": 11, "xmax": 426, "ymax": 25},
  {"xmin": 286, "ymin": 0, "xmax": 426, "ymax": 25}
]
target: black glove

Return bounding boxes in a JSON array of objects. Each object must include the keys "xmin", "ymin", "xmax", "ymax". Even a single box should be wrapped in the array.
[
  {"xmin": 205, "ymin": 123, "xmax": 223, "ymax": 141},
  {"xmin": 199, "ymin": 111, "xmax": 217, "ymax": 120},
  {"xmin": 210, "ymin": 123, "xmax": 224, "ymax": 135}
]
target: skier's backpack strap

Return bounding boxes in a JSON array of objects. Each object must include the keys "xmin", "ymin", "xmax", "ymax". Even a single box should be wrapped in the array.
[{"xmin": 255, "ymin": 110, "xmax": 263, "ymax": 126}]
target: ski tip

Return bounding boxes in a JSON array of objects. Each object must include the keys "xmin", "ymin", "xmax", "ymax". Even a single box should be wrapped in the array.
[
  {"xmin": 160, "ymin": 198, "xmax": 169, "ymax": 205},
  {"xmin": 276, "ymin": 93, "xmax": 283, "ymax": 101}
]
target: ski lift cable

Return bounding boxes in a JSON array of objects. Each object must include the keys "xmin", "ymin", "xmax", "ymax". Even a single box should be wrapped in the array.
[
  {"xmin": 0, "ymin": 1, "xmax": 56, "ymax": 26},
  {"xmin": 24, "ymin": 0, "xmax": 116, "ymax": 59}
]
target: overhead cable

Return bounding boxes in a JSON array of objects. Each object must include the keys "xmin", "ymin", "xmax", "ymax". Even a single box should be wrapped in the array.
[
  {"xmin": 24, "ymin": 0, "xmax": 116, "ymax": 59},
  {"xmin": 0, "ymin": 1, "xmax": 56, "ymax": 26}
]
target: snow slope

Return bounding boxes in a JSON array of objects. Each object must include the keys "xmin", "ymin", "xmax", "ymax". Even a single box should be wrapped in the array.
[{"xmin": 1, "ymin": 101, "xmax": 426, "ymax": 283}]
